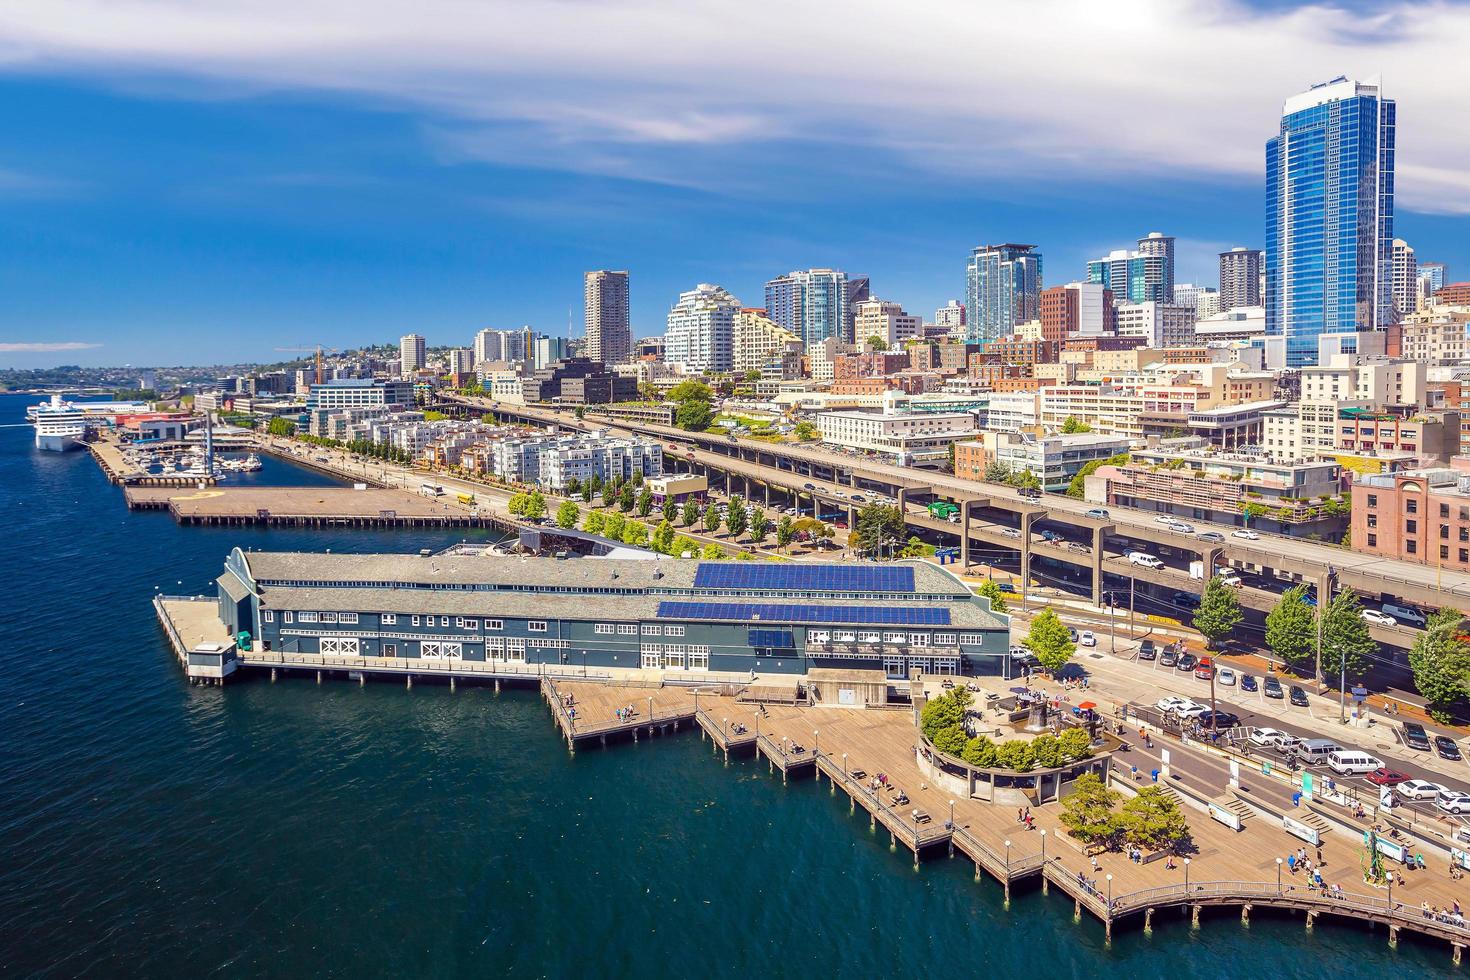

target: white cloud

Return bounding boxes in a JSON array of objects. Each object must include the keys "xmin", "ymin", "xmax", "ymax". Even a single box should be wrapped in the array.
[
  {"xmin": 0, "ymin": 0, "xmax": 1466, "ymax": 208},
  {"xmin": 0, "ymin": 341, "xmax": 103, "ymax": 352}
]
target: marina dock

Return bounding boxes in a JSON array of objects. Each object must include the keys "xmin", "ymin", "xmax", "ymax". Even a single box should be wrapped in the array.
[{"xmin": 126, "ymin": 485, "xmax": 502, "ymax": 528}]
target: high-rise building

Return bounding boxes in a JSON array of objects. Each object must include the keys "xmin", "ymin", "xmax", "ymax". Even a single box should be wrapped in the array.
[
  {"xmin": 1172, "ymin": 284, "xmax": 1221, "ymax": 319},
  {"xmin": 473, "ymin": 327, "xmax": 503, "ymax": 366},
  {"xmin": 732, "ymin": 308, "xmax": 802, "ymax": 375},
  {"xmin": 1391, "ymin": 239, "xmax": 1417, "ymax": 321},
  {"xmin": 1039, "ymin": 282, "xmax": 1113, "ymax": 343},
  {"xmin": 1136, "ymin": 232, "xmax": 1176, "ymax": 301},
  {"xmin": 934, "ymin": 300, "xmax": 966, "ymax": 330},
  {"xmin": 584, "ymin": 270, "xmax": 631, "ymax": 366},
  {"xmin": 853, "ymin": 299, "xmax": 923, "ymax": 347},
  {"xmin": 1086, "ymin": 248, "xmax": 1171, "ymax": 305},
  {"xmin": 764, "ymin": 269, "xmax": 857, "ymax": 348},
  {"xmin": 665, "ymin": 284, "xmax": 739, "ymax": 374},
  {"xmin": 447, "ymin": 349, "xmax": 474, "ymax": 376},
  {"xmin": 534, "ymin": 336, "xmax": 570, "ymax": 370},
  {"xmin": 1266, "ymin": 76, "xmax": 1395, "ymax": 367},
  {"xmin": 1218, "ymin": 247, "xmax": 1263, "ymax": 311},
  {"xmin": 399, "ymin": 334, "xmax": 425, "ymax": 376},
  {"xmin": 844, "ymin": 276, "xmax": 871, "ymax": 341},
  {"xmin": 965, "ymin": 244, "xmax": 1043, "ymax": 345},
  {"xmin": 1418, "ymin": 263, "xmax": 1447, "ymax": 311}
]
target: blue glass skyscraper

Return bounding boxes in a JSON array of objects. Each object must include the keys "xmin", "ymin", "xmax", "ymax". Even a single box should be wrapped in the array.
[
  {"xmin": 1266, "ymin": 76, "xmax": 1395, "ymax": 368},
  {"xmin": 965, "ymin": 244, "xmax": 1042, "ymax": 345}
]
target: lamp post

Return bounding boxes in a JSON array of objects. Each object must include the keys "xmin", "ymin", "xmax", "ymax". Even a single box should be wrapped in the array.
[
  {"xmin": 1039, "ymin": 828, "xmax": 1047, "ymax": 865},
  {"xmin": 814, "ymin": 729, "xmax": 820, "ymax": 757},
  {"xmin": 948, "ymin": 799, "xmax": 955, "ymax": 829},
  {"xmin": 1004, "ymin": 839, "xmax": 1011, "ymax": 876},
  {"xmin": 1276, "ymin": 857, "xmax": 1283, "ymax": 894},
  {"xmin": 723, "ymin": 716, "xmax": 728, "ymax": 740},
  {"xmin": 1184, "ymin": 856, "xmax": 1190, "ymax": 893},
  {"xmin": 1106, "ymin": 873, "xmax": 1113, "ymax": 908},
  {"xmin": 648, "ymin": 695, "xmax": 654, "ymax": 723},
  {"xmin": 842, "ymin": 752, "xmax": 848, "ymax": 778}
]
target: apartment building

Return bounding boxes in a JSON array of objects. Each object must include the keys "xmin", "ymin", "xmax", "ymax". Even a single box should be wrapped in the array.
[
  {"xmin": 816, "ymin": 409, "xmax": 980, "ymax": 463},
  {"xmin": 1352, "ymin": 468, "xmax": 1470, "ymax": 567}
]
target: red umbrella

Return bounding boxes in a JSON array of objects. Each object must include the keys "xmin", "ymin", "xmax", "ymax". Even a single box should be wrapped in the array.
[{"xmin": 1077, "ymin": 701, "xmax": 1098, "ymax": 710}]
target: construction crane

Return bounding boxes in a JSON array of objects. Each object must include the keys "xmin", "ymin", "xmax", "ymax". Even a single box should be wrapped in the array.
[{"xmin": 274, "ymin": 345, "xmax": 338, "ymax": 385}]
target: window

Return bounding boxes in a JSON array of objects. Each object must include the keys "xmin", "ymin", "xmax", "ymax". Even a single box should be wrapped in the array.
[
  {"xmin": 283, "ymin": 611, "xmax": 294, "ymax": 624},
  {"xmin": 1407, "ymin": 540, "xmax": 1418, "ymax": 554},
  {"xmin": 1407, "ymin": 500, "xmax": 1419, "ymax": 514},
  {"xmin": 909, "ymin": 633, "xmax": 930, "ymax": 646},
  {"xmin": 455, "ymin": 617, "xmax": 465, "ymax": 628},
  {"xmin": 506, "ymin": 638, "xmax": 526, "ymax": 661},
  {"xmin": 595, "ymin": 624, "xmax": 616, "ymax": 635},
  {"xmin": 320, "ymin": 612, "xmax": 338, "ymax": 624},
  {"xmin": 642, "ymin": 624, "xmax": 662, "ymax": 635},
  {"xmin": 1367, "ymin": 494, "xmax": 1378, "ymax": 508},
  {"xmin": 262, "ymin": 609, "xmax": 275, "ymax": 623},
  {"xmin": 617, "ymin": 624, "xmax": 638, "ymax": 635},
  {"xmin": 958, "ymin": 633, "xmax": 984, "ymax": 645},
  {"xmin": 1366, "ymin": 514, "xmax": 1377, "ymax": 529},
  {"xmin": 1443, "ymin": 525, "xmax": 1451, "ymax": 540},
  {"xmin": 809, "ymin": 630, "xmax": 830, "ymax": 644},
  {"xmin": 1461, "ymin": 549, "xmax": 1469, "ymax": 564},
  {"xmin": 1442, "ymin": 546, "xmax": 1451, "ymax": 560},
  {"xmin": 486, "ymin": 619, "xmax": 503, "ymax": 631},
  {"xmin": 527, "ymin": 621, "xmax": 547, "ymax": 633},
  {"xmin": 298, "ymin": 611, "xmax": 320, "ymax": 623},
  {"xmin": 689, "ymin": 649, "xmax": 709, "ymax": 670},
  {"xmin": 420, "ymin": 641, "xmax": 463, "ymax": 660},
  {"xmin": 934, "ymin": 632, "xmax": 957, "ymax": 646},
  {"xmin": 641, "ymin": 650, "xmax": 661, "ymax": 669},
  {"xmin": 412, "ymin": 615, "xmax": 421, "ymax": 627},
  {"xmin": 1442, "ymin": 504, "xmax": 1451, "ymax": 518},
  {"xmin": 885, "ymin": 632, "xmax": 908, "ymax": 644},
  {"xmin": 319, "ymin": 636, "xmax": 360, "ymax": 656},
  {"xmin": 1367, "ymin": 533, "xmax": 1377, "ymax": 547},
  {"xmin": 381, "ymin": 613, "xmax": 396, "ymax": 625},
  {"xmin": 1406, "ymin": 520, "xmax": 1418, "ymax": 534},
  {"xmin": 664, "ymin": 625, "xmax": 685, "ymax": 637},
  {"xmin": 464, "ymin": 619, "xmax": 478, "ymax": 630}
]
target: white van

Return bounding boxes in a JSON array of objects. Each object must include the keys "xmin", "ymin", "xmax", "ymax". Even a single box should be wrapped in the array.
[
  {"xmin": 1380, "ymin": 603, "xmax": 1427, "ymax": 629},
  {"xmin": 1128, "ymin": 552, "xmax": 1164, "ymax": 569},
  {"xmin": 1326, "ymin": 750, "xmax": 1383, "ymax": 775},
  {"xmin": 1294, "ymin": 739, "xmax": 1342, "ymax": 765}
]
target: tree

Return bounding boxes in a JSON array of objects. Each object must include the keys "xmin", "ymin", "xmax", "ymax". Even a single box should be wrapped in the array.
[
  {"xmin": 700, "ymin": 543, "xmax": 724, "ymax": 560},
  {"xmin": 565, "ymin": 476, "xmax": 582, "ymax": 498},
  {"xmin": 776, "ymin": 515, "xmax": 796, "ymax": 551},
  {"xmin": 681, "ymin": 498, "xmax": 701, "ymax": 527},
  {"xmin": 671, "ymin": 535, "xmax": 701, "ymax": 558},
  {"xmin": 637, "ymin": 380, "xmax": 659, "ymax": 403},
  {"xmin": 748, "ymin": 508, "xmax": 771, "ymax": 543},
  {"xmin": 662, "ymin": 497, "xmax": 677, "ymax": 523},
  {"xmin": 994, "ymin": 740, "xmax": 1035, "ymax": 772},
  {"xmin": 1193, "ymin": 576, "xmax": 1243, "ymax": 650},
  {"xmin": 1023, "ymin": 608, "xmax": 1075, "ymax": 674},
  {"xmin": 1265, "ymin": 584, "xmax": 1317, "ymax": 673},
  {"xmin": 631, "ymin": 470, "xmax": 644, "ymax": 487},
  {"xmin": 422, "ymin": 410, "xmax": 447, "ymax": 422},
  {"xmin": 1010, "ymin": 469, "xmax": 1041, "ymax": 492},
  {"xmin": 582, "ymin": 510, "xmax": 606, "ymax": 535},
  {"xmin": 668, "ymin": 380, "xmax": 714, "ymax": 404},
  {"xmin": 618, "ymin": 483, "xmax": 635, "ymax": 513},
  {"xmin": 983, "ymin": 461, "xmax": 1014, "ymax": 483},
  {"xmin": 1321, "ymin": 590, "xmax": 1378, "ymax": 682},
  {"xmin": 601, "ymin": 481, "xmax": 618, "ymax": 508},
  {"xmin": 920, "ymin": 691, "xmax": 966, "ymax": 740},
  {"xmin": 1060, "ymin": 416, "xmax": 1092, "ymax": 434},
  {"xmin": 581, "ymin": 482, "xmax": 595, "ymax": 504},
  {"xmin": 865, "ymin": 335, "xmax": 888, "ymax": 351},
  {"xmin": 1057, "ymin": 726, "xmax": 1093, "ymax": 760},
  {"xmin": 652, "ymin": 519, "xmax": 677, "ymax": 555},
  {"xmin": 1118, "ymin": 786, "xmax": 1190, "ymax": 852},
  {"xmin": 725, "ymin": 497, "xmax": 748, "ymax": 539},
  {"xmin": 555, "ymin": 500, "xmax": 580, "ymax": 529},
  {"xmin": 1241, "ymin": 501, "xmax": 1269, "ymax": 524},
  {"xmin": 636, "ymin": 486, "xmax": 654, "ymax": 518},
  {"xmin": 602, "ymin": 511, "xmax": 627, "ymax": 541},
  {"xmin": 1030, "ymin": 733, "xmax": 1064, "ymax": 769},
  {"xmin": 507, "ymin": 492, "xmax": 529, "ymax": 516},
  {"xmin": 621, "ymin": 521, "xmax": 649, "ymax": 548},
  {"xmin": 702, "ymin": 504, "xmax": 722, "ymax": 534},
  {"xmin": 961, "ymin": 735, "xmax": 999, "ymax": 767},
  {"xmin": 1410, "ymin": 609, "xmax": 1470, "ymax": 722},
  {"xmin": 793, "ymin": 420, "xmax": 818, "ymax": 442},
  {"xmin": 675, "ymin": 399, "xmax": 715, "ymax": 431},
  {"xmin": 266, "ymin": 417, "xmax": 296, "ymax": 436},
  {"xmin": 975, "ymin": 579, "xmax": 1008, "ymax": 614},
  {"xmin": 852, "ymin": 504, "xmax": 905, "ymax": 557},
  {"xmin": 523, "ymin": 491, "xmax": 547, "ymax": 520},
  {"xmin": 932, "ymin": 724, "xmax": 968, "ymax": 755},
  {"xmin": 1058, "ymin": 773, "xmax": 1122, "ymax": 846}
]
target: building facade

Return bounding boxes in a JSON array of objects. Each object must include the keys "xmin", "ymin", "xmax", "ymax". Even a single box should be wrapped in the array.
[
  {"xmin": 399, "ymin": 334, "xmax": 426, "ymax": 377},
  {"xmin": 1266, "ymin": 76, "xmax": 1396, "ymax": 367},
  {"xmin": 816, "ymin": 408, "xmax": 980, "ymax": 463},
  {"xmin": 1218, "ymin": 247, "xmax": 1263, "ymax": 311},
  {"xmin": 1039, "ymin": 282, "xmax": 1114, "ymax": 343},
  {"xmin": 1392, "ymin": 238, "xmax": 1418, "ymax": 321},
  {"xmin": 965, "ymin": 244, "xmax": 1043, "ymax": 346},
  {"xmin": 665, "ymin": 283, "xmax": 739, "ymax": 374},
  {"xmin": 853, "ymin": 299, "xmax": 923, "ymax": 346},
  {"xmin": 732, "ymin": 308, "xmax": 802, "ymax": 375},
  {"xmin": 764, "ymin": 269, "xmax": 858, "ymax": 349},
  {"xmin": 1352, "ymin": 469, "xmax": 1470, "ymax": 568},
  {"xmin": 584, "ymin": 270, "xmax": 632, "ymax": 366}
]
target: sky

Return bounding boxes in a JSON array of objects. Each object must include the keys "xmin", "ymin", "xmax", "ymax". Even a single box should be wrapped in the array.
[{"xmin": 0, "ymin": 0, "xmax": 1468, "ymax": 368}]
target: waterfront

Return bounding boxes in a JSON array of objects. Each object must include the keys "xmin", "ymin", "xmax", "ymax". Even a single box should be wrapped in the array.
[{"xmin": 0, "ymin": 392, "xmax": 1457, "ymax": 977}]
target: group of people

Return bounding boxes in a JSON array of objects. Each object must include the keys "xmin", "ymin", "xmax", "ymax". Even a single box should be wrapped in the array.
[
  {"xmin": 614, "ymin": 704, "xmax": 639, "ymax": 723},
  {"xmin": 1016, "ymin": 806, "xmax": 1035, "ymax": 831},
  {"xmin": 1421, "ymin": 900, "xmax": 1465, "ymax": 926}
]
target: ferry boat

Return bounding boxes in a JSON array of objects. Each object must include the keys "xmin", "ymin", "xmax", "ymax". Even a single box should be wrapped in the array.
[{"xmin": 26, "ymin": 395, "xmax": 148, "ymax": 451}]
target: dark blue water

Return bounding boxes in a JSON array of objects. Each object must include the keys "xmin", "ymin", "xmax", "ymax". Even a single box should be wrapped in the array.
[{"xmin": 0, "ymin": 392, "xmax": 1452, "ymax": 977}]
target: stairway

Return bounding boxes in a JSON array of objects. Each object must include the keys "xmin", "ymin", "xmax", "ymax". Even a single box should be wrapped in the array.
[{"xmin": 1222, "ymin": 798, "xmax": 1253, "ymax": 824}]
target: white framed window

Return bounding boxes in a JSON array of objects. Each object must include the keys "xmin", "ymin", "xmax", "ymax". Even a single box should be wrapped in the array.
[
  {"xmin": 283, "ymin": 611, "xmax": 294, "ymax": 624},
  {"xmin": 809, "ymin": 630, "xmax": 830, "ymax": 643},
  {"xmin": 664, "ymin": 625, "xmax": 685, "ymax": 637},
  {"xmin": 319, "ymin": 636, "xmax": 359, "ymax": 656},
  {"xmin": 663, "ymin": 648, "xmax": 685, "ymax": 669},
  {"xmin": 420, "ymin": 641, "xmax": 463, "ymax": 660},
  {"xmin": 616, "ymin": 624, "xmax": 638, "ymax": 635},
  {"xmin": 262, "ymin": 609, "xmax": 275, "ymax": 623},
  {"xmin": 527, "ymin": 621, "xmax": 547, "ymax": 633},
  {"xmin": 641, "ymin": 650, "xmax": 661, "ymax": 669},
  {"xmin": 595, "ymin": 624, "xmax": 615, "ymax": 634},
  {"xmin": 486, "ymin": 636, "xmax": 505, "ymax": 654},
  {"xmin": 338, "ymin": 612, "xmax": 358, "ymax": 624},
  {"xmin": 689, "ymin": 649, "xmax": 709, "ymax": 670},
  {"xmin": 934, "ymin": 632, "xmax": 957, "ymax": 646},
  {"xmin": 298, "ymin": 611, "xmax": 320, "ymax": 623},
  {"xmin": 885, "ymin": 632, "xmax": 908, "ymax": 644},
  {"xmin": 412, "ymin": 615, "xmax": 421, "ymax": 627},
  {"xmin": 381, "ymin": 613, "xmax": 397, "ymax": 625},
  {"xmin": 455, "ymin": 617, "xmax": 465, "ymax": 628},
  {"xmin": 909, "ymin": 632, "xmax": 930, "ymax": 646},
  {"xmin": 642, "ymin": 624, "xmax": 662, "ymax": 635},
  {"xmin": 464, "ymin": 619, "xmax": 478, "ymax": 630},
  {"xmin": 959, "ymin": 633, "xmax": 984, "ymax": 645},
  {"xmin": 859, "ymin": 631, "xmax": 881, "ymax": 644},
  {"xmin": 320, "ymin": 612, "xmax": 338, "ymax": 624},
  {"xmin": 506, "ymin": 637, "xmax": 526, "ymax": 662},
  {"xmin": 485, "ymin": 619, "xmax": 503, "ymax": 631}
]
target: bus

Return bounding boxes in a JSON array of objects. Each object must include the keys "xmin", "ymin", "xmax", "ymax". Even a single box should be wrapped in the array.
[
  {"xmin": 456, "ymin": 492, "xmax": 475, "ymax": 506},
  {"xmin": 419, "ymin": 483, "xmax": 444, "ymax": 498}
]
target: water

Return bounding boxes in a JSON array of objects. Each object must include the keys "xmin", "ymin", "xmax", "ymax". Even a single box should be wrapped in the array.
[{"xmin": 0, "ymin": 392, "xmax": 1452, "ymax": 977}]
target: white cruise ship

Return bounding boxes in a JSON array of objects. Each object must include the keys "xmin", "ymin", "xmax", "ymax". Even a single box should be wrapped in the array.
[{"xmin": 26, "ymin": 395, "xmax": 148, "ymax": 451}]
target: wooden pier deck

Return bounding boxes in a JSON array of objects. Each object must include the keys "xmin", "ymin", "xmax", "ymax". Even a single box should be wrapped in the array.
[{"xmin": 124, "ymin": 485, "xmax": 501, "ymax": 528}]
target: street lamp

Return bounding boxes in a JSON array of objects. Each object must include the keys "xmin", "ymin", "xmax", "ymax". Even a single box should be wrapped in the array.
[
  {"xmin": 813, "ymin": 729, "xmax": 820, "ymax": 757},
  {"xmin": 723, "ymin": 716, "xmax": 728, "ymax": 739},
  {"xmin": 1276, "ymin": 857, "xmax": 1283, "ymax": 894},
  {"xmin": 948, "ymin": 799, "xmax": 955, "ymax": 829},
  {"xmin": 1184, "ymin": 856, "xmax": 1190, "ymax": 893},
  {"xmin": 842, "ymin": 752, "xmax": 848, "ymax": 778},
  {"xmin": 1004, "ymin": 839, "xmax": 1011, "ymax": 876},
  {"xmin": 1106, "ymin": 873, "xmax": 1113, "ymax": 908},
  {"xmin": 1039, "ymin": 828, "xmax": 1047, "ymax": 865},
  {"xmin": 648, "ymin": 695, "xmax": 654, "ymax": 723}
]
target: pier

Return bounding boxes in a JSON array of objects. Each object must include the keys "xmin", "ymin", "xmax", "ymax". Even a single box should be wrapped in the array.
[
  {"xmin": 87, "ymin": 435, "xmax": 216, "ymax": 487},
  {"xmin": 126, "ymin": 485, "xmax": 504, "ymax": 528}
]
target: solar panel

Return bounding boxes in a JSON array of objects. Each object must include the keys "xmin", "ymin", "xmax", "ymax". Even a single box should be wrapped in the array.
[
  {"xmin": 656, "ymin": 601, "xmax": 950, "ymax": 625},
  {"xmin": 691, "ymin": 563, "xmax": 915, "ymax": 593}
]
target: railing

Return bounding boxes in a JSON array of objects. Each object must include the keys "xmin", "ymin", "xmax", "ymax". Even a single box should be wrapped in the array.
[
  {"xmin": 813, "ymin": 749, "xmax": 952, "ymax": 849},
  {"xmin": 238, "ymin": 650, "xmax": 611, "ymax": 680}
]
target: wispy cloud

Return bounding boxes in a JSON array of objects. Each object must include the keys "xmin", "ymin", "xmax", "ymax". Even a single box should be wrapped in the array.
[
  {"xmin": 0, "ymin": 341, "xmax": 103, "ymax": 352},
  {"xmin": 0, "ymin": 1, "xmax": 1466, "ymax": 208}
]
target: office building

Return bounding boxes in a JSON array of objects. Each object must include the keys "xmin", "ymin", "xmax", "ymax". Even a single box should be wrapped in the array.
[
  {"xmin": 955, "ymin": 432, "xmax": 1129, "ymax": 491},
  {"xmin": 853, "ymin": 299, "xmax": 923, "ymax": 347},
  {"xmin": 1218, "ymin": 247, "xmax": 1263, "ymax": 311},
  {"xmin": 308, "ymin": 378, "xmax": 414, "ymax": 412},
  {"xmin": 1172, "ymin": 283, "xmax": 1220, "ymax": 319},
  {"xmin": 1266, "ymin": 76, "xmax": 1396, "ymax": 367},
  {"xmin": 473, "ymin": 328, "xmax": 502, "ymax": 366},
  {"xmin": 732, "ymin": 308, "xmax": 802, "ymax": 375},
  {"xmin": 1418, "ymin": 263, "xmax": 1447, "ymax": 310},
  {"xmin": 665, "ymin": 283, "xmax": 739, "ymax": 374},
  {"xmin": 765, "ymin": 269, "xmax": 857, "ymax": 349},
  {"xmin": 1392, "ymin": 239, "xmax": 1418, "ymax": 321},
  {"xmin": 816, "ymin": 407, "xmax": 980, "ymax": 463},
  {"xmin": 934, "ymin": 300, "xmax": 966, "ymax": 330},
  {"xmin": 1115, "ymin": 302, "xmax": 1198, "ymax": 347},
  {"xmin": 1039, "ymin": 282, "xmax": 1114, "ymax": 343},
  {"xmin": 534, "ymin": 336, "xmax": 570, "ymax": 371},
  {"xmin": 1438, "ymin": 283, "xmax": 1470, "ymax": 306},
  {"xmin": 965, "ymin": 244, "xmax": 1043, "ymax": 346},
  {"xmin": 584, "ymin": 270, "xmax": 631, "ymax": 366},
  {"xmin": 1086, "ymin": 235, "xmax": 1172, "ymax": 306},
  {"xmin": 1352, "ymin": 469, "xmax": 1470, "ymax": 568},
  {"xmin": 399, "ymin": 334, "xmax": 426, "ymax": 376},
  {"xmin": 1135, "ymin": 232, "xmax": 1176, "ymax": 300},
  {"xmin": 522, "ymin": 357, "xmax": 637, "ymax": 405}
]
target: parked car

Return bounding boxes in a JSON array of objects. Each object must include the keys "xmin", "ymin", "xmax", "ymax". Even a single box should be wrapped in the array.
[
  {"xmin": 1176, "ymin": 703, "xmax": 1211, "ymax": 720},
  {"xmin": 1361, "ymin": 608, "xmax": 1397, "ymax": 627},
  {"xmin": 1231, "ymin": 529, "xmax": 1259, "ymax": 540},
  {"xmin": 1156, "ymin": 695, "xmax": 1195, "ymax": 713},
  {"xmin": 1079, "ymin": 630, "xmax": 1097, "ymax": 647},
  {"xmin": 1159, "ymin": 649, "xmax": 1178, "ymax": 667},
  {"xmin": 1434, "ymin": 735, "xmax": 1463, "ymax": 761},
  {"xmin": 1263, "ymin": 675, "xmax": 1284, "ymax": 699},
  {"xmin": 1364, "ymin": 766, "xmax": 1409, "ymax": 785},
  {"xmin": 1196, "ymin": 709, "xmax": 1240, "ymax": 729},
  {"xmin": 1398, "ymin": 779, "xmax": 1450, "ymax": 801},
  {"xmin": 1249, "ymin": 727, "xmax": 1287, "ymax": 747},
  {"xmin": 1138, "ymin": 640, "xmax": 1156, "ymax": 661},
  {"xmin": 1401, "ymin": 721, "xmax": 1432, "ymax": 751},
  {"xmin": 1198, "ymin": 531, "xmax": 1225, "ymax": 543},
  {"xmin": 1217, "ymin": 667, "xmax": 1236, "ymax": 686},
  {"xmin": 1177, "ymin": 653, "xmax": 1198, "ymax": 672},
  {"xmin": 1194, "ymin": 656, "xmax": 1215, "ymax": 679},
  {"xmin": 1086, "ymin": 508, "xmax": 1110, "ymax": 519},
  {"xmin": 1239, "ymin": 674, "xmax": 1258, "ymax": 693},
  {"xmin": 1067, "ymin": 627, "xmax": 1080, "ymax": 642},
  {"xmin": 1437, "ymin": 791, "xmax": 1470, "ymax": 814},
  {"xmin": 1289, "ymin": 685, "xmax": 1309, "ymax": 707}
]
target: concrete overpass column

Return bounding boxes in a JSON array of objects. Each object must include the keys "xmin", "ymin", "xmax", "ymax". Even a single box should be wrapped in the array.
[
  {"xmin": 763, "ymin": 482, "xmax": 770, "ymax": 507},
  {"xmin": 960, "ymin": 500, "xmax": 973, "ymax": 572},
  {"xmin": 1201, "ymin": 546, "xmax": 1223, "ymax": 576},
  {"xmin": 897, "ymin": 487, "xmax": 908, "ymax": 513},
  {"xmin": 1019, "ymin": 512, "xmax": 1041, "ymax": 612},
  {"xmin": 1090, "ymin": 524, "xmax": 1109, "ymax": 606}
]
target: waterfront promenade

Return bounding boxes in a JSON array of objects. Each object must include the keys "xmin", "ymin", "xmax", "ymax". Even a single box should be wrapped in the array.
[{"xmin": 125, "ymin": 485, "xmax": 500, "ymax": 528}]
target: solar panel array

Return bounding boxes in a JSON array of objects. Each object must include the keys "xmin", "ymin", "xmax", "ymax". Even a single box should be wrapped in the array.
[
  {"xmin": 691, "ymin": 563, "xmax": 916, "ymax": 593},
  {"xmin": 657, "ymin": 601, "xmax": 950, "ymax": 625}
]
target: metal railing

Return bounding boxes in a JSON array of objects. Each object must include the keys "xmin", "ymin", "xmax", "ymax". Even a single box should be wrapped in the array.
[{"xmin": 813, "ymin": 749, "xmax": 952, "ymax": 849}]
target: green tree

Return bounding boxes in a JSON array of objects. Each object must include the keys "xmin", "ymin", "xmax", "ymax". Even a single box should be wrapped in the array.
[
  {"xmin": 668, "ymin": 380, "xmax": 714, "ymax": 403},
  {"xmin": 865, "ymin": 335, "xmax": 889, "ymax": 351},
  {"xmin": 662, "ymin": 497, "xmax": 678, "ymax": 523},
  {"xmin": 681, "ymin": 498, "xmax": 701, "ymax": 527},
  {"xmin": 1058, "ymin": 726, "xmax": 1093, "ymax": 760},
  {"xmin": 266, "ymin": 417, "xmax": 296, "ymax": 436},
  {"xmin": 1060, "ymin": 416, "xmax": 1092, "ymax": 434},
  {"xmin": 565, "ymin": 476, "xmax": 582, "ymax": 498},
  {"xmin": 994, "ymin": 739, "xmax": 1036, "ymax": 772},
  {"xmin": 776, "ymin": 515, "xmax": 796, "ymax": 551},
  {"xmin": 1409, "ymin": 609, "xmax": 1470, "ymax": 722},
  {"xmin": 1030, "ymin": 733, "xmax": 1064, "ymax": 768},
  {"xmin": 581, "ymin": 482, "xmax": 595, "ymax": 503},
  {"xmin": 636, "ymin": 486, "xmax": 654, "ymax": 518},
  {"xmin": 1193, "ymin": 576, "xmax": 1243, "ymax": 650},
  {"xmin": 1058, "ymin": 773, "xmax": 1122, "ymax": 846},
  {"xmin": 700, "ymin": 543, "xmax": 725, "ymax": 560},
  {"xmin": 725, "ymin": 497, "xmax": 748, "ymax": 539},
  {"xmin": 961, "ymin": 735, "xmax": 999, "ymax": 767},
  {"xmin": 507, "ymin": 492, "xmax": 529, "ymax": 516},
  {"xmin": 932, "ymin": 724, "xmax": 968, "ymax": 755},
  {"xmin": 1118, "ymin": 786, "xmax": 1190, "ymax": 851},
  {"xmin": 631, "ymin": 470, "xmax": 644, "ymax": 487},
  {"xmin": 1321, "ymin": 590, "xmax": 1377, "ymax": 682},
  {"xmin": 793, "ymin": 420, "xmax": 818, "ymax": 442},
  {"xmin": 621, "ymin": 521, "xmax": 649, "ymax": 548},
  {"xmin": 602, "ymin": 511, "xmax": 627, "ymax": 541},
  {"xmin": 422, "ymin": 410, "xmax": 447, "ymax": 422},
  {"xmin": 1265, "ymin": 584, "xmax": 1317, "ymax": 673},
  {"xmin": 652, "ymin": 519, "xmax": 677, "ymax": 555},
  {"xmin": 618, "ymin": 483, "xmax": 635, "ymax": 513},
  {"xmin": 852, "ymin": 504, "xmax": 905, "ymax": 557},
  {"xmin": 671, "ymin": 535, "xmax": 701, "ymax": 558},
  {"xmin": 983, "ymin": 461, "xmax": 1014, "ymax": 483},
  {"xmin": 1241, "ymin": 501, "xmax": 1269, "ymax": 524},
  {"xmin": 601, "ymin": 481, "xmax": 618, "ymax": 508},
  {"xmin": 555, "ymin": 500, "xmax": 580, "ymax": 529},
  {"xmin": 523, "ymin": 490, "xmax": 547, "ymax": 520},
  {"xmin": 975, "ymin": 579, "xmax": 1009, "ymax": 614},
  {"xmin": 1023, "ymin": 608, "xmax": 1075, "ymax": 673},
  {"xmin": 920, "ymin": 691, "xmax": 966, "ymax": 740},
  {"xmin": 1009, "ymin": 468, "xmax": 1041, "ymax": 492},
  {"xmin": 583, "ymin": 510, "xmax": 606, "ymax": 535},
  {"xmin": 748, "ymin": 508, "xmax": 771, "ymax": 543},
  {"xmin": 702, "ymin": 504, "xmax": 722, "ymax": 534},
  {"xmin": 676, "ymin": 399, "xmax": 715, "ymax": 431}
]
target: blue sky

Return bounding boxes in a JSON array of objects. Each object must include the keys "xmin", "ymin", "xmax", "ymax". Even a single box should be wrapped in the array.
[{"xmin": 0, "ymin": 0, "xmax": 1467, "ymax": 368}]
